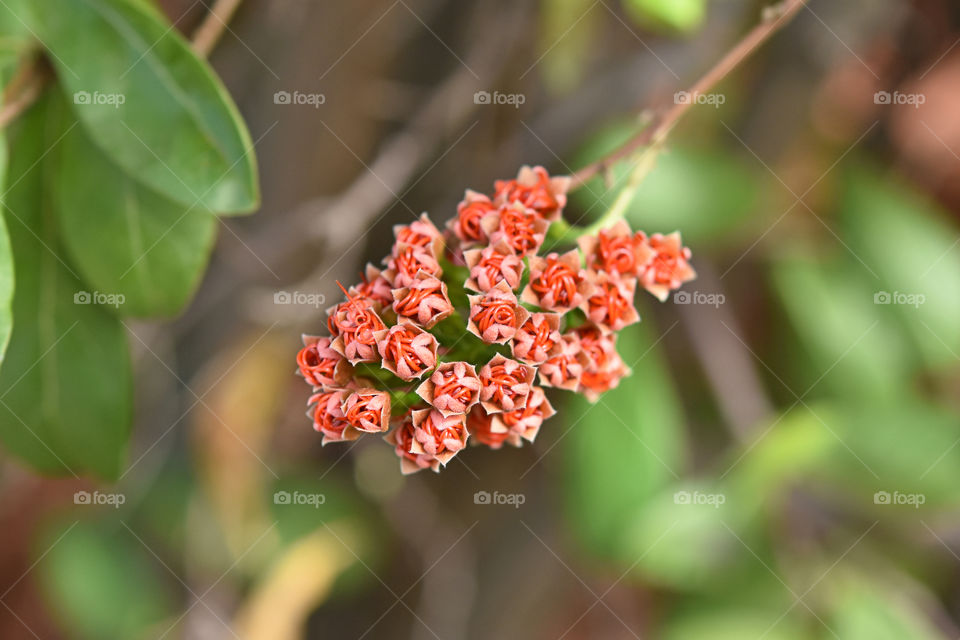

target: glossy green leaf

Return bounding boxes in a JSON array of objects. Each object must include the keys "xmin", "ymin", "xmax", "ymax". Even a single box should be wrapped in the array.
[
  {"xmin": 572, "ymin": 124, "xmax": 759, "ymax": 244},
  {"xmin": 563, "ymin": 318, "xmax": 686, "ymax": 557},
  {"xmin": 622, "ymin": 0, "xmax": 706, "ymax": 33},
  {"xmin": 32, "ymin": 0, "xmax": 259, "ymax": 213},
  {"xmin": 841, "ymin": 170, "xmax": 960, "ymax": 369},
  {"xmin": 0, "ymin": 95, "xmax": 131, "ymax": 479},
  {"xmin": 38, "ymin": 520, "xmax": 175, "ymax": 640},
  {"xmin": 54, "ymin": 112, "xmax": 217, "ymax": 317}
]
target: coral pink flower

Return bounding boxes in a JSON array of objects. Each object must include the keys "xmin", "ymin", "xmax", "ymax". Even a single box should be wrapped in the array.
[
  {"xmin": 579, "ymin": 351, "xmax": 630, "ymax": 402},
  {"xmin": 522, "ymin": 250, "xmax": 591, "ymax": 312},
  {"xmin": 582, "ymin": 271, "xmax": 640, "ymax": 332},
  {"xmin": 349, "ymin": 263, "xmax": 395, "ymax": 308},
  {"xmin": 308, "ymin": 389, "xmax": 360, "ymax": 445},
  {"xmin": 466, "ymin": 405, "xmax": 518, "ymax": 449},
  {"xmin": 392, "ymin": 272, "xmax": 454, "ymax": 328},
  {"xmin": 448, "ymin": 190, "xmax": 494, "ymax": 246},
  {"xmin": 467, "ymin": 281, "xmax": 530, "ymax": 344},
  {"xmin": 539, "ymin": 334, "xmax": 588, "ymax": 391},
  {"xmin": 297, "ymin": 335, "xmax": 352, "ymax": 387},
  {"xmin": 481, "ymin": 202, "xmax": 549, "ymax": 257},
  {"xmin": 410, "ymin": 408, "xmax": 468, "ymax": 465},
  {"xmin": 639, "ymin": 232, "xmax": 696, "ymax": 301},
  {"xmin": 478, "ymin": 354, "xmax": 535, "ymax": 413},
  {"xmin": 578, "ymin": 220, "xmax": 653, "ymax": 277},
  {"xmin": 386, "ymin": 412, "xmax": 441, "ymax": 474},
  {"xmin": 394, "ymin": 213, "xmax": 442, "ymax": 250},
  {"xmin": 575, "ymin": 326, "xmax": 618, "ymax": 368},
  {"xmin": 374, "ymin": 323, "xmax": 438, "ymax": 381},
  {"xmin": 492, "ymin": 386, "xmax": 555, "ymax": 444},
  {"xmin": 341, "ymin": 389, "xmax": 391, "ymax": 433},
  {"xmin": 493, "ymin": 165, "xmax": 570, "ymax": 221},
  {"xmin": 463, "ymin": 240, "xmax": 524, "ymax": 292},
  {"xmin": 329, "ymin": 290, "xmax": 387, "ymax": 364},
  {"xmin": 384, "ymin": 243, "xmax": 442, "ymax": 288},
  {"xmin": 416, "ymin": 361, "xmax": 481, "ymax": 416},
  {"xmin": 512, "ymin": 313, "xmax": 562, "ymax": 364}
]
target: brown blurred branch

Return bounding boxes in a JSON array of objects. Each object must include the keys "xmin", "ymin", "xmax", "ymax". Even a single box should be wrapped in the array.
[
  {"xmin": 0, "ymin": 0, "xmax": 243, "ymax": 130},
  {"xmin": 569, "ymin": 0, "xmax": 808, "ymax": 188}
]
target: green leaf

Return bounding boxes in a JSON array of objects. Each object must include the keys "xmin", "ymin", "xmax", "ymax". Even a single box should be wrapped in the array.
[
  {"xmin": 38, "ymin": 520, "xmax": 175, "ymax": 640},
  {"xmin": 827, "ymin": 571, "xmax": 946, "ymax": 640},
  {"xmin": 571, "ymin": 124, "xmax": 759, "ymax": 244},
  {"xmin": 621, "ymin": 0, "xmax": 706, "ymax": 33},
  {"xmin": 32, "ymin": 0, "xmax": 259, "ymax": 213},
  {"xmin": 563, "ymin": 318, "xmax": 686, "ymax": 557},
  {"xmin": 0, "ymin": 0, "xmax": 33, "ymax": 77},
  {"xmin": 0, "ymin": 94, "xmax": 132, "ymax": 479},
  {"xmin": 0, "ymin": 134, "xmax": 14, "ymax": 364},
  {"xmin": 841, "ymin": 169, "xmax": 960, "ymax": 369},
  {"xmin": 771, "ymin": 252, "xmax": 913, "ymax": 398},
  {"xmin": 54, "ymin": 108, "xmax": 217, "ymax": 317}
]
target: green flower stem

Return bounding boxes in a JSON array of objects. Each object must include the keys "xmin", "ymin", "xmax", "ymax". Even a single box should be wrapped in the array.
[{"xmin": 389, "ymin": 389, "xmax": 423, "ymax": 416}]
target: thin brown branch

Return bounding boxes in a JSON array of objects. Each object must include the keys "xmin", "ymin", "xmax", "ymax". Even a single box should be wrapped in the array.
[
  {"xmin": 569, "ymin": 0, "xmax": 808, "ymax": 189},
  {"xmin": 0, "ymin": 0, "xmax": 244, "ymax": 131},
  {"xmin": 191, "ymin": 0, "xmax": 245, "ymax": 58}
]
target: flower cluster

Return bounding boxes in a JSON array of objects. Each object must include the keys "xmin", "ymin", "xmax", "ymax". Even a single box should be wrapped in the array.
[{"xmin": 296, "ymin": 166, "xmax": 695, "ymax": 473}]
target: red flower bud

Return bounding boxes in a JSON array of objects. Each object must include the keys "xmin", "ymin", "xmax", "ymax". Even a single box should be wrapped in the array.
[
  {"xmin": 341, "ymin": 388, "xmax": 391, "ymax": 433},
  {"xmin": 512, "ymin": 313, "xmax": 562, "ymax": 364},
  {"xmin": 329, "ymin": 292, "xmax": 387, "ymax": 364},
  {"xmin": 416, "ymin": 361, "xmax": 481, "ymax": 416},
  {"xmin": 349, "ymin": 263, "xmax": 395, "ymax": 308},
  {"xmin": 448, "ymin": 190, "xmax": 494, "ymax": 246},
  {"xmin": 466, "ymin": 405, "xmax": 516, "ymax": 449},
  {"xmin": 481, "ymin": 202, "xmax": 549, "ymax": 257},
  {"xmin": 582, "ymin": 271, "xmax": 640, "ymax": 332},
  {"xmin": 297, "ymin": 335, "xmax": 352, "ymax": 387},
  {"xmin": 385, "ymin": 412, "xmax": 441, "ymax": 474},
  {"xmin": 391, "ymin": 271, "xmax": 454, "ymax": 328},
  {"xmin": 522, "ymin": 250, "xmax": 591, "ymax": 312},
  {"xmin": 384, "ymin": 242, "xmax": 442, "ymax": 288},
  {"xmin": 478, "ymin": 353, "xmax": 535, "ymax": 413},
  {"xmin": 394, "ymin": 213, "xmax": 442, "ymax": 250},
  {"xmin": 374, "ymin": 323, "xmax": 438, "ymax": 381},
  {"xmin": 578, "ymin": 220, "xmax": 653, "ymax": 278},
  {"xmin": 467, "ymin": 281, "xmax": 530, "ymax": 344},
  {"xmin": 493, "ymin": 165, "xmax": 570, "ymax": 222},
  {"xmin": 308, "ymin": 390, "xmax": 359, "ymax": 445},
  {"xmin": 463, "ymin": 239, "xmax": 524, "ymax": 292},
  {"xmin": 640, "ymin": 232, "xmax": 696, "ymax": 301},
  {"xmin": 410, "ymin": 408, "xmax": 468, "ymax": 464},
  {"xmin": 491, "ymin": 386, "xmax": 555, "ymax": 444}
]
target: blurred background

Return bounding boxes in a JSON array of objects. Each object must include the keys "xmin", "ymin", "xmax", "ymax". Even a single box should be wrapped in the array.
[{"xmin": 3, "ymin": 0, "xmax": 960, "ymax": 638}]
